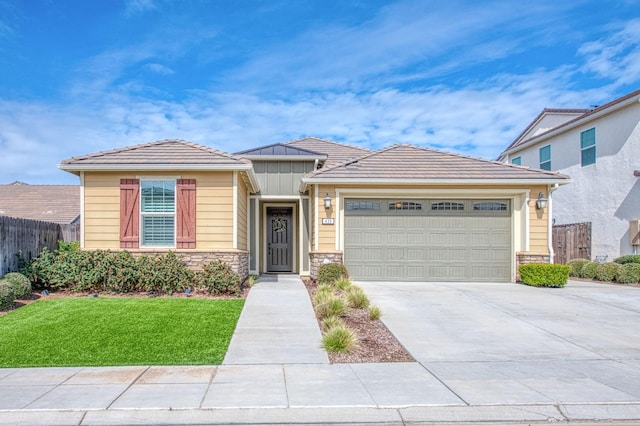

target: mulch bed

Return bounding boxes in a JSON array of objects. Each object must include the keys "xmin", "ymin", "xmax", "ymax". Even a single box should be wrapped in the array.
[{"xmin": 303, "ymin": 279, "xmax": 414, "ymax": 363}]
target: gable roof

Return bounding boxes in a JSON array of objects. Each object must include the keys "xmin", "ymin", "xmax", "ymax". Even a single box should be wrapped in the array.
[
  {"xmin": 235, "ymin": 143, "xmax": 327, "ymax": 160},
  {"xmin": 59, "ymin": 139, "xmax": 259, "ymax": 192},
  {"xmin": 302, "ymin": 144, "xmax": 570, "ymax": 189},
  {"xmin": 284, "ymin": 137, "xmax": 372, "ymax": 166},
  {"xmin": 499, "ymin": 88, "xmax": 640, "ymax": 159},
  {"xmin": 0, "ymin": 181, "xmax": 80, "ymax": 224}
]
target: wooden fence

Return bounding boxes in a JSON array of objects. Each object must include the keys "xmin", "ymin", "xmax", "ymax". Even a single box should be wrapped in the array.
[
  {"xmin": 0, "ymin": 216, "xmax": 80, "ymax": 276},
  {"xmin": 553, "ymin": 222, "xmax": 591, "ymax": 264}
]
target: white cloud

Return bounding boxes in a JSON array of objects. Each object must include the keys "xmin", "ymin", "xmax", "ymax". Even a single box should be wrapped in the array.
[
  {"xmin": 144, "ymin": 63, "xmax": 175, "ymax": 75},
  {"xmin": 578, "ymin": 19, "xmax": 640, "ymax": 87},
  {"xmin": 124, "ymin": 0, "xmax": 157, "ymax": 16},
  {"xmin": 0, "ymin": 66, "xmax": 599, "ymax": 184}
]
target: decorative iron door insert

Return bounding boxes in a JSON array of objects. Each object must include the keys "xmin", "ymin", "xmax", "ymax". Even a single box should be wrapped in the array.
[{"xmin": 267, "ymin": 207, "xmax": 293, "ymax": 272}]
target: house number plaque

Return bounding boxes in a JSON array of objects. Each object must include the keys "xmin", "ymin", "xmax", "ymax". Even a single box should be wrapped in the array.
[{"xmin": 322, "ymin": 218, "xmax": 334, "ymax": 225}]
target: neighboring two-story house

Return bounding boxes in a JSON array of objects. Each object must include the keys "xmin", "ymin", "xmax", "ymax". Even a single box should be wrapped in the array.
[{"xmin": 498, "ymin": 89, "xmax": 640, "ymax": 261}]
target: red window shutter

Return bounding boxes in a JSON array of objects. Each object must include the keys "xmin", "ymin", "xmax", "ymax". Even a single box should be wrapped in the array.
[
  {"xmin": 176, "ymin": 179, "xmax": 196, "ymax": 248},
  {"xmin": 120, "ymin": 179, "xmax": 140, "ymax": 248}
]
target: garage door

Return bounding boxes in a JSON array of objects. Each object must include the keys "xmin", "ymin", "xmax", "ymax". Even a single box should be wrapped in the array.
[{"xmin": 344, "ymin": 199, "xmax": 511, "ymax": 282}]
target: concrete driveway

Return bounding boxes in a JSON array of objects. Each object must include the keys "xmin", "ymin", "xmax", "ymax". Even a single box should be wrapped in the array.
[{"xmin": 358, "ymin": 279, "xmax": 640, "ymax": 405}]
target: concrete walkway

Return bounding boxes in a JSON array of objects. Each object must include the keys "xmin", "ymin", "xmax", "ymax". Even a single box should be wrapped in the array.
[
  {"xmin": 2, "ymin": 278, "xmax": 640, "ymax": 425},
  {"xmin": 223, "ymin": 274, "xmax": 328, "ymax": 364}
]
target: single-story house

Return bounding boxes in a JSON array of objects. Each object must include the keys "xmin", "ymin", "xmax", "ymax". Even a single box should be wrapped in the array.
[
  {"xmin": 59, "ymin": 137, "xmax": 570, "ymax": 282},
  {"xmin": 0, "ymin": 181, "xmax": 80, "ymax": 224}
]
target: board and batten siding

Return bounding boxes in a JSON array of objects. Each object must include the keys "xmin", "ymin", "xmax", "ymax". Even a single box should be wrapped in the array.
[
  {"xmin": 83, "ymin": 171, "xmax": 235, "ymax": 250},
  {"xmin": 253, "ymin": 160, "xmax": 316, "ymax": 196}
]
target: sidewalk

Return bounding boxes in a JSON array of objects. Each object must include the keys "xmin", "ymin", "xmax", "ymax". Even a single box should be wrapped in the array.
[{"xmin": 2, "ymin": 277, "xmax": 640, "ymax": 424}]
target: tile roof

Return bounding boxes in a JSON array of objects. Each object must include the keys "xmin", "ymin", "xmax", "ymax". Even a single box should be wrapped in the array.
[
  {"xmin": 60, "ymin": 139, "xmax": 251, "ymax": 168},
  {"xmin": 284, "ymin": 137, "xmax": 371, "ymax": 166},
  {"xmin": 0, "ymin": 181, "xmax": 80, "ymax": 224},
  {"xmin": 304, "ymin": 144, "xmax": 570, "ymax": 183},
  {"xmin": 236, "ymin": 143, "xmax": 327, "ymax": 158}
]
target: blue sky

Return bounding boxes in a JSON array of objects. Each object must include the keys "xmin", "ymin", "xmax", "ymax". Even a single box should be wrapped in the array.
[{"xmin": 1, "ymin": 0, "xmax": 639, "ymax": 184}]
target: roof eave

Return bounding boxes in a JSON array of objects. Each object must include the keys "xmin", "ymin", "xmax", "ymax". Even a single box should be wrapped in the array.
[
  {"xmin": 501, "ymin": 93, "xmax": 640, "ymax": 158},
  {"xmin": 300, "ymin": 177, "xmax": 571, "ymax": 191}
]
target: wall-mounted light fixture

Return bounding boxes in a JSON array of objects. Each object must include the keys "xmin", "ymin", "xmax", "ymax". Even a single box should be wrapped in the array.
[
  {"xmin": 324, "ymin": 193, "xmax": 332, "ymax": 209},
  {"xmin": 535, "ymin": 192, "xmax": 548, "ymax": 210}
]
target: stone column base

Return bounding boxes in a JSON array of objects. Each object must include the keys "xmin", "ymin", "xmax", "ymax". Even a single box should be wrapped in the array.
[
  {"xmin": 309, "ymin": 251, "xmax": 344, "ymax": 280},
  {"xmin": 516, "ymin": 252, "xmax": 551, "ymax": 281}
]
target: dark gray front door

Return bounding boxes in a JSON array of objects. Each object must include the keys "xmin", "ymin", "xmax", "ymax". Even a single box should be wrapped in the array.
[{"xmin": 267, "ymin": 207, "xmax": 293, "ymax": 272}]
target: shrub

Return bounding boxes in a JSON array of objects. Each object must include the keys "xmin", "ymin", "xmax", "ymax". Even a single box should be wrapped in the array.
[
  {"xmin": 333, "ymin": 277, "xmax": 352, "ymax": 291},
  {"xmin": 138, "ymin": 252, "xmax": 194, "ymax": 295},
  {"xmin": 195, "ymin": 260, "xmax": 241, "ymax": 296},
  {"xmin": 580, "ymin": 262, "xmax": 599, "ymax": 279},
  {"xmin": 368, "ymin": 305, "xmax": 382, "ymax": 320},
  {"xmin": 2, "ymin": 272, "xmax": 32, "ymax": 299},
  {"xmin": 346, "ymin": 285, "xmax": 370, "ymax": 309},
  {"xmin": 321, "ymin": 324, "xmax": 358, "ymax": 353},
  {"xmin": 313, "ymin": 284, "xmax": 335, "ymax": 305},
  {"xmin": 322, "ymin": 315, "xmax": 345, "ymax": 331},
  {"xmin": 616, "ymin": 263, "xmax": 640, "ymax": 284},
  {"xmin": 567, "ymin": 258, "xmax": 590, "ymax": 277},
  {"xmin": 614, "ymin": 255, "xmax": 640, "ymax": 265},
  {"xmin": 519, "ymin": 264, "xmax": 570, "ymax": 288},
  {"xmin": 0, "ymin": 281, "xmax": 15, "ymax": 310},
  {"xmin": 317, "ymin": 263, "xmax": 349, "ymax": 285},
  {"xmin": 315, "ymin": 295, "xmax": 348, "ymax": 319},
  {"xmin": 595, "ymin": 262, "xmax": 623, "ymax": 282}
]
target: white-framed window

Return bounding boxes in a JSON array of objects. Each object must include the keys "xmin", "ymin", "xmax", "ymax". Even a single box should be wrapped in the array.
[
  {"xmin": 140, "ymin": 180, "xmax": 176, "ymax": 247},
  {"xmin": 511, "ymin": 156, "xmax": 521, "ymax": 165},
  {"xmin": 581, "ymin": 127, "xmax": 596, "ymax": 166},
  {"xmin": 539, "ymin": 145, "xmax": 551, "ymax": 170}
]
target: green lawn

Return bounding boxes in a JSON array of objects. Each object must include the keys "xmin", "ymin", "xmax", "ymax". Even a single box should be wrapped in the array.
[{"xmin": 0, "ymin": 297, "xmax": 244, "ymax": 367}]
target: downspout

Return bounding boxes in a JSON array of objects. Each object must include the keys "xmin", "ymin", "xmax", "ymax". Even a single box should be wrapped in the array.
[
  {"xmin": 547, "ymin": 183, "xmax": 559, "ymax": 264},
  {"xmin": 314, "ymin": 158, "xmax": 319, "ymax": 171}
]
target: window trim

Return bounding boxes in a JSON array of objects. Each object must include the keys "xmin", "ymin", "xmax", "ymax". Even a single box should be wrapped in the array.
[
  {"xmin": 539, "ymin": 145, "xmax": 551, "ymax": 170},
  {"xmin": 140, "ymin": 179, "xmax": 177, "ymax": 248},
  {"xmin": 580, "ymin": 127, "xmax": 596, "ymax": 167}
]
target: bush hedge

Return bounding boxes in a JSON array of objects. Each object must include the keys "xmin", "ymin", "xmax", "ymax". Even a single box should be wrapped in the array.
[
  {"xmin": 519, "ymin": 264, "xmax": 570, "ymax": 288},
  {"xmin": 595, "ymin": 262, "xmax": 623, "ymax": 282},
  {"xmin": 317, "ymin": 263, "xmax": 349, "ymax": 285},
  {"xmin": 2, "ymin": 272, "xmax": 32, "ymax": 299},
  {"xmin": 20, "ymin": 245, "xmax": 240, "ymax": 296},
  {"xmin": 567, "ymin": 258, "xmax": 590, "ymax": 277},
  {"xmin": 0, "ymin": 281, "xmax": 15, "ymax": 310},
  {"xmin": 580, "ymin": 262, "xmax": 599, "ymax": 279},
  {"xmin": 613, "ymin": 255, "xmax": 640, "ymax": 265},
  {"xmin": 616, "ymin": 263, "xmax": 640, "ymax": 284}
]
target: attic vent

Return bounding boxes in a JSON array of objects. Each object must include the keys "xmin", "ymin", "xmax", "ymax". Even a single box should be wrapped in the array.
[{"xmin": 43, "ymin": 210, "xmax": 56, "ymax": 214}]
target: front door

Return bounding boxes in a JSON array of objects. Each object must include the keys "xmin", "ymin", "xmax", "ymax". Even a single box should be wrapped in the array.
[{"xmin": 267, "ymin": 207, "xmax": 293, "ymax": 272}]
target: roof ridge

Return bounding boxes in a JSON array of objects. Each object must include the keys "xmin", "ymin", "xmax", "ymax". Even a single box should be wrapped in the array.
[
  {"xmin": 306, "ymin": 143, "xmax": 394, "ymax": 177},
  {"xmin": 284, "ymin": 136, "xmax": 372, "ymax": 153},
  {"xmin": 235, "ymin": 142, "xmax": 326, "ymax": 156},
  {"xmin": 61, "ymin": 139, "xmax": 250, "ymax": 165},
  {"xmin": 311, "ymin": 143, "xmax": 567, "ymax": 179}
]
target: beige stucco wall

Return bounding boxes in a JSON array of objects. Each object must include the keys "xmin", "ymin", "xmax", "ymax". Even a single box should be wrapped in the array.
[
  {"xmin": 312, "ymin": 183, "xmax": 551, "ymax": 255},
  {"xmin": 83, "ymin": 171, "xmax": 235, "ymax": 250}
]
